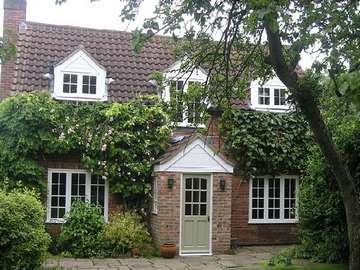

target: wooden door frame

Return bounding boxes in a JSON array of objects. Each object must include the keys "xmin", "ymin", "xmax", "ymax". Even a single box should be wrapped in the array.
[{"xmin": 179, "ymin": 173, "xmax": 213, "ymax": 256}]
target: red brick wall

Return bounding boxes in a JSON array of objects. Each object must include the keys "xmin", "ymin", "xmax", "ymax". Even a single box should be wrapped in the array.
[
  {"xmin": 1, "ymin": 0, "xmax": 27, "ymax": 100},
  {"xmin": 150, "ymin": 172, "xmax": 232, "ymax": 254},
  {"xmin": 231, "ymin": 176, "xmax": 299, "ymax": 245}
]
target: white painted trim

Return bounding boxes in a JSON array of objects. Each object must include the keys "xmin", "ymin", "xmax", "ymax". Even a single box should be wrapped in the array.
[
  {"xmin": 53, "ymin": 49, "xmax": 107, "ymax": 101},
  {"xmin": 152, "ymin": 177, "xmax": 159, "ymax": 215},
  {"xmin": 250, "ymin": 78, "xmax": 293, "ymax": 112},
  {"xmin": 179, "ymin": 173, "xmax": 213, "ymax": 256},
  {"xmin": 154, "ymin": 138, "xmax": 234, "ymax": 173},
  {"xmin": 46, "ymin": 168, "xmax": 109, "ymax": 223},
  {"xmin": 248, "ymin": 175, "xmax": 299, "ymax": 224}
]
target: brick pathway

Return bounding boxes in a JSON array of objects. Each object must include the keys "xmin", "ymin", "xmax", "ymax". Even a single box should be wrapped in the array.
[{"xmin": 44, "ymin": 246, "xmax": 287, "ymax": 270}]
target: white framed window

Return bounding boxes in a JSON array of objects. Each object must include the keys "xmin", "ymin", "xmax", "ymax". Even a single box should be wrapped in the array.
[
  {"xmin": 152, "ymin": 177, "xmax": 159, "ymax": 214},
  {"xmin": 47, "ymin": 169, "xmax": 109, "ymax": 223},
  {"xmin": 163, "ymin": 60, "xmax": 207, "ymax": 127},
  {"xmin": 250, "ymin": 78, "xmax": 292, "ymax": 112},
  {"xmin": 249, "ymin": 175, "xmax": 299, "ymax": 224},
  {"xmin": 53, "ymin": 49, "xmax": 107, "ymax": 101}
]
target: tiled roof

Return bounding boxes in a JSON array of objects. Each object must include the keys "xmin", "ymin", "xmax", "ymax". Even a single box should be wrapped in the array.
[
  {"xmin": 13, "ymin": 22, "xmax": 174, "ymax": 102},
  {"xmin": 12, "ymin": 21, "xmax": 251, "ymax": 109}
]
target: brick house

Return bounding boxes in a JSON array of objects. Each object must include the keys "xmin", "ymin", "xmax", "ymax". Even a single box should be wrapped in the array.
[{"xmin": 0, "ymin": 0, "xmax": 298, "ymax": 255}]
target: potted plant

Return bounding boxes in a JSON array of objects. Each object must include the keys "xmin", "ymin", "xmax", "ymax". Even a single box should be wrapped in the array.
[
  {"xmin": 160, "ymin": 228, "xmax": 176, "ymax": 258},
  {"xmin": 160, "ymin": 242, "xmax": 176, "ymax": 258}
]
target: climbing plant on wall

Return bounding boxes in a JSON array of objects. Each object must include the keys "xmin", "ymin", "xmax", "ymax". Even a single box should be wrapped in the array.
[
  {"xmin": 221, "ymin": 109, "xmax": 310, "ymax": 177},
  {"xmin": 0, "ymin": 92, "xmax": 171, "ymax": 200}
]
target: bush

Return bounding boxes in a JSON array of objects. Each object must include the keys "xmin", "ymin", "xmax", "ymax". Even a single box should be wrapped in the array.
[
  {"xmin": 267, "ymin": 249, "xmax": 293, "ymax": 267},
  {"xmin": 298, "ymin": 149, "xmax": 349, "ymax": 262},
  {"xmin": 58, "ymin": 200, "xmax": 105, "ymax": 258},
  {"xmin": 101, "ymin": 212, "xmax": 151, "ymax": 256},
  {"xmin": 0, "ymin": 189, "xmax": 50, "ymax": 270}
]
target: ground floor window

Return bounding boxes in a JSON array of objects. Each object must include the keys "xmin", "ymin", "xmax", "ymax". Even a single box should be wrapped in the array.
[
  {"xmin": 249, "ymin": 175, "xmax": 298, "ymax": 223},
  {"xmin": 47, "ymin": 169, "xmax": 108, "ymax": 223}
]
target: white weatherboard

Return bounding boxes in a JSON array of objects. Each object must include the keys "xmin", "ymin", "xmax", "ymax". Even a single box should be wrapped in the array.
[{"xmin": 154, "ymin": 138, "xmax": 233, "ymax": 173}]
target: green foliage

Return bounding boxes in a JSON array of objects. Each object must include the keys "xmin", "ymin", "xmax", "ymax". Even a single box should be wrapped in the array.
[
  {"xmin": 58, "ymin": 200, "xmax": 106, "ymax": 258},
  {"xmin": 0, "ymin": 189, "xmax": 50, "ymax": 270},
  {"xmin": 221, "ymin": 109, "xmax": 310, "ymax": 176},
  {"xmin": 268, "ymin": 249, "xmax": 293, "ymax": 267},
  {"xmin": 0, "ymin": 92, "xmax": 171, "ymax": 200},
  {"xmin": 101, "ymin": 212, "xmax": 151, "ymax": 256},
  {"xmin": 297, "ymin": 84, "xmax": 360, "ymax": 263}
]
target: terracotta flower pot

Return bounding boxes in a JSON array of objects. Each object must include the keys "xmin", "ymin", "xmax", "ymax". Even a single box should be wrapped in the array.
[{"xmin": 160, "ymin": 243, "xmax": 176, "ymax": 258}]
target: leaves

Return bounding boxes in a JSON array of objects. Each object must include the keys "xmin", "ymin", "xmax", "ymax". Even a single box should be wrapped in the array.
[
  {"xmin": 0, "ymin": 92, "xmax": 171, "ymax": 201},
  {"xmin": 221, "ymin": 109, "xmax": 310, "ymax": 176}
]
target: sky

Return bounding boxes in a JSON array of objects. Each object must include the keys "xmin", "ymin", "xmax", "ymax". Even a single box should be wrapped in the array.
[{"xmin": 0, "ymin": 0, "xmax": 316, "ymax": 69}]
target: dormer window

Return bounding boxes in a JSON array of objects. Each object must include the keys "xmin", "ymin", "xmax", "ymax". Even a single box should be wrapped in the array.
[
  {"xmin": 251, "ymin": 77, "xmax": 292, "ymax": 112},
  {"xmin": 53, "ymin": 48, "xmax": 107, "ymax": 101},
  {"xmin": 164, "ymin": 61, "xmax": 207, "ymax": 127}
]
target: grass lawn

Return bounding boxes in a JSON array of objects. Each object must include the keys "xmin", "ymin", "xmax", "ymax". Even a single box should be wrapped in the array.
[{"xmin": 263, "ymin": 261, "xmax": 348, "ymax": 270}]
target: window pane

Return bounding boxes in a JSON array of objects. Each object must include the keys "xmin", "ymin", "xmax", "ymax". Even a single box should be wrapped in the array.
[
  {"xmin": 71, "ymin": 74, "xmax": 77, "ymax": 83},
  {"xmin": 63, "ymin": 74, "xmax": 70, "ymax": 83},
  {"xmin": 193, "ymin": 204, "xmax": 199, "ymax": 215},
  {"xmin": 185, "ymin": 191, "xmax": 192, "ymax": 202},
  {"xmin": 63, "ymin": 84, "xmax": 70, "ymax": 93},
  {"xmin": 90, "ymin": 76, "xmax": 97, "ymax": 85},
  {"xmin": 193, "ymin": 191, "xmax": 199, "ymax": 202},
  {"xmin": 71, "ymin": 84, "xmax": 77, "ymax": 93},
  {"xmin": 201, "ymin": 179, "xmax": 207, "ymax": 190},
  {"xmin": 200, "ymin": 204, "xmax": 206, "ymax": 216},
  {"xmin": 186, "ymin": 178, "xmax": 192, "ymax": 189},
  {"xmin": 200, "ymin": 191, "xmax": 207, "ymax": 202},
  {"xmin": 50, "ymin": 172, "xmax": 67, "ymax": 219},
  {"xmin": 90, "ymin": 175, "xmax": 106, "ymax": 215},
  {"xmin": 90, "ymin": 85, "xmax": 96, "ymax": 94},
  {"xmin": 82, "ymin": 84, "xmax": 89, "ymax": 94},
  {"xmin": 193, "ymin": 178, "xmax": 199, "ymax": 189},
  {"xmin": 185, "ymin": 204, "xmax": 191, "ymax": 215}
]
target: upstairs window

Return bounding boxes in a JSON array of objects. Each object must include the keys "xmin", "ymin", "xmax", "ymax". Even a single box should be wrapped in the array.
[
  {"xmin": 250, "ymin": 78, "xmax": 291, "ymax": 112},
  {"xmin": 170, "ymin": 80, "xmax": 203, "ymax": 126},
  {"xmin": 53, "ymin": 48, "xmax": 107, "ymax": 101}
]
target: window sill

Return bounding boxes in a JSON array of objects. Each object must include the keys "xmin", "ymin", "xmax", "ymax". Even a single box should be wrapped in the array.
[
  {"xmin": 175, "ymin": 122, "xmax": 206, "ymax": 128},
  {"xmin": 45, "ymin": 219, "xmax": 65, "ymax": 224},
  {"xmin": 248, "ymin": 219, "xmax": 298, "ymax": 224},
  {"xmin": 52, "ymin": 93, "xmax": 108, "ymax": 102},
  {"xmin": 152, "ymin": 211, "xmax": 158, "ymax": 215}
]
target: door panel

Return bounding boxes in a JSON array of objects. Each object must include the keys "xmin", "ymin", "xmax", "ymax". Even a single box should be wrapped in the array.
[{"xmin": 181, "ymin": 175, "xmax": 210, "ymax": 253}]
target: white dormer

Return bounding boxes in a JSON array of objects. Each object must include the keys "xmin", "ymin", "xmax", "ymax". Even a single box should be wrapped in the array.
[
  {"xmin": 163, "ymin": 61, "xmax": 207, "ymax": 127},
  {"xmin": 250, "ymin": 76, "xmax": 292, "ymax": 112},
  {"xmin": 53, "ymin": 48, "xmax": 107, "ymax": 101}
]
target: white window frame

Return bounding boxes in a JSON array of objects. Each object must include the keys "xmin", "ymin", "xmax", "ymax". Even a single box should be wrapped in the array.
[
  {"xmin": 152, "ymin": 177, "xmax": 159, "ymax": 214},
  {"xmin": 163, "ymin": 60, "xmax": 207, "ymax": 127},
  {"xmin": 249, "ymin": 175, "xmax": 299, "ymax": 224},
  {"xmin": 250, "ymin": 78, "xmax": 292, "ymax": 112},
  {"xmin": 46, "ymin": 168, "xmax": 109, "ymax": 224},
  {"xmin": 53, "ymin": 49, "xmax": 107, "ymax": 101}
]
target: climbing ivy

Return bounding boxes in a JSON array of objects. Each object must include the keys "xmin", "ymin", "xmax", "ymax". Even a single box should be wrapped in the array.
[
  {"xmin": 0, "ymin": 92, "xmax": 171, "ymax": 200},
  {"xmin": 221, "ymin": 109, "xmax": 310, "ymax": 176}
]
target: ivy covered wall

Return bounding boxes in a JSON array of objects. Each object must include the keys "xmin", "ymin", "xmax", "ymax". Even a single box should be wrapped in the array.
[{"xmin": 0, "ymin": 92, "xmax": 171, "ymax": 200}]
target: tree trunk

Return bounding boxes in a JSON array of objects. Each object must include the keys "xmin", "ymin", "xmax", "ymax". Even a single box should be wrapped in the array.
[{"xmin": 264, "ymin": 21, "xmax": 360, "ymax": 270}]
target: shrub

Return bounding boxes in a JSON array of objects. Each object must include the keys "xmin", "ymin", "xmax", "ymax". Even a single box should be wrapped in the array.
[
  {"xmin": 101, "ymin": 212, "xmax": 151, "ymax": 256},
  {"xmin": 58, "ymin": 200, "xmax": 105, "ymax": 258},
  {"xmin": 267, "ymin": 249, "xmax": 293, "ymax": 267},
  {"xmin": 0, "ymin": 189, "xmax": 50, "ymax": 270}
]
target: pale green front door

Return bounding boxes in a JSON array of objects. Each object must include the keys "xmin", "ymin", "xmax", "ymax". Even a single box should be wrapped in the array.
[{"xmin": 181, "ymin": 174, "xmax": 211, "ymax": 253}]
